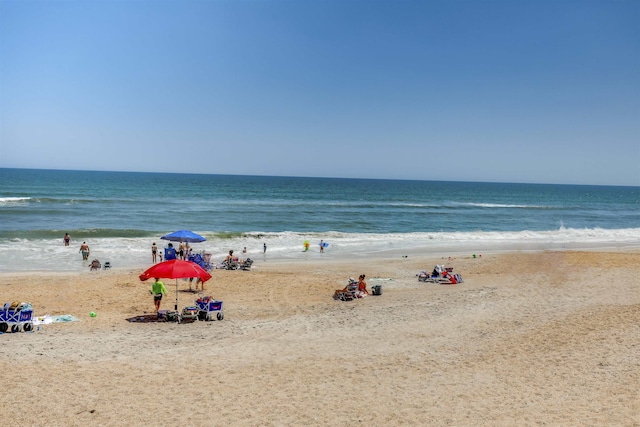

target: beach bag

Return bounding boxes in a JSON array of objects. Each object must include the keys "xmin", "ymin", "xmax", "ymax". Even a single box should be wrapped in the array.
[
  {"xmin": 182, "ymin": 306, "xmax": 198, "ymax": 319},
  {"xmin": 165, "ymin": 311, "xmax": 179, "ymax": 322}
]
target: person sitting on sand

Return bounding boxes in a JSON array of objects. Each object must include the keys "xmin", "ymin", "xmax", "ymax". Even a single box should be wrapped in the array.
[
  {"xmin": 151, "ymin": 278, "xmax": 168, "ymax": 312},
  {"xmin": 357, "ymin": 274, "xmax": 369, "ymax": 297},
  {"xmin": 223, "ymin": 250, "xmax": 240, "ymax": 269}
]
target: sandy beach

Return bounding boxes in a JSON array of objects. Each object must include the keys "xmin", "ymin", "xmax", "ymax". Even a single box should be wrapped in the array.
[{"xmin": 0, "ymin": 250, "xmax": 638, "ymax": 426}]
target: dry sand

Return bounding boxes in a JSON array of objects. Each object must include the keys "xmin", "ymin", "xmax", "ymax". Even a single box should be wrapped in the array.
[{"xmin": 0, "ymin": 250, "xmax": 638, "ymax": 426}]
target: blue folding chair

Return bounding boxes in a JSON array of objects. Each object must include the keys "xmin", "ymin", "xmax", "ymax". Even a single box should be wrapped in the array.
[{"xmin": 164, "ymin": 247, "xmax": 177, "ymax": 260}]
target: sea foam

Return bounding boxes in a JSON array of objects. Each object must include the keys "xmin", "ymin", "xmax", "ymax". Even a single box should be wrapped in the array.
[{"xmin": 1, "ymin": 228, "xmax": 638, "ymax": 272}]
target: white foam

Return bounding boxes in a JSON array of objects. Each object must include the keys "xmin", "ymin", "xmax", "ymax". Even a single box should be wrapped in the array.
[
  {"xmin": 0, "ymin": 228, "xmax": 638, "ymax": 272},
  {"xmin": 0, "ymin": 197, "xmax": 31, "ymax": 206}
]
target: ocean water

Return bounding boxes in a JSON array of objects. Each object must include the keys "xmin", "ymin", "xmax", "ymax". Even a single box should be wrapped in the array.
[{"xmin": 0, "ymin": 168, "xmax": 639, "ymax": 272}]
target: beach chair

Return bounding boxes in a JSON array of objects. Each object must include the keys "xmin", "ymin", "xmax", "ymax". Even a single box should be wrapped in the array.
[
  {"xmin": 418, "ymin": 266, "xmax": 463, "ymax": 285},
  {"xmin": 164, "ymin": 247, "xmax": 177, "ymax": 261},
  {"xmin": 188, "ymin": 253, "xmax": 204, "ymax": 267},
  {"xmin": 418, "ymin": 265, "xmax": 450, "ymax": 283},
  {"xmin": 222, "ymin": 260, "xmax": 239, "ymax": 270},
  {"xmin": 239, "ymin": 258, "xmax": 253, "ymax": 271},
  {"xmin": 202, "ymin": 253, "xmax": 212, "ymax": 270},
  {"xmin": 333, "ymin": 278, "xmax": 359, "ymax": 301},
  {"xmin": 445, "ymin": 273, "xmax": 463, "ymax": 284},
  {"xmin": 188, "ymin": 253, "xmax": 213, "ymax": 272}
]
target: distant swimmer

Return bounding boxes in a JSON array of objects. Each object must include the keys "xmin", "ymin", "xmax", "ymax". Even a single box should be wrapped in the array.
[{"xmin": 63, "ymin": 233, "xmax": 71, "ymax": 246}]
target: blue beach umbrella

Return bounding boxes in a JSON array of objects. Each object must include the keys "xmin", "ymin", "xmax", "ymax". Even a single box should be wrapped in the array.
[
  {"xmin": 160, "ymin": 229, "xmax": 207, "ymax": 289},
  {"xmin": 161, "ymin": 230, "xmax": 206, "ymax": 243}
]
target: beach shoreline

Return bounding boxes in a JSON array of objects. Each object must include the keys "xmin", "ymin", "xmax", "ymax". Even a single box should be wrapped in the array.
[
  {"xmin": 1, "ymin": 249, "xmax": 638, "ymax": 426},
  {"xmin": 2, "ymin": 237, "xmax": 639, "ymax": 274}
]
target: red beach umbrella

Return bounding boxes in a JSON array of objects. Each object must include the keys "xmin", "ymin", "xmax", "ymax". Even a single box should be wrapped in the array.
[
  {"xmin": 139, "ymin": 259, "xmax": 211, "ymax": 282},
  {"xmin": 139, "ymin": 259, "xmax": 212, "ymax": 311}
]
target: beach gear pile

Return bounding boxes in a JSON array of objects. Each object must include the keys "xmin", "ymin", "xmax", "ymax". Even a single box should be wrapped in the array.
[
  {"xmin": 147, "ymin": 296, "xmax": 224, "ymax": 323},
  {"xmin": 334, "ymin": 278, "xmax": 368, "ymax": 301},
  {"xmin": 88, "ymin": 259, "xmax": 111, "ymax": 270},
  {"xmin": 218, "ymin": 258, "xmax": 253, "ymax": 270},
  {"xmin": 188, "ymin": 252, "xmax": 213, "ymax": 271},
  {"xmin": 418, "ymin": 265, "xmax": 464, "ymax": 285}
]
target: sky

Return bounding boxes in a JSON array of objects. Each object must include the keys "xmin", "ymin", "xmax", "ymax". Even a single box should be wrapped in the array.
[{"xmin": 1, "ymin": 0, "xmax": 638, "ymax": 186}]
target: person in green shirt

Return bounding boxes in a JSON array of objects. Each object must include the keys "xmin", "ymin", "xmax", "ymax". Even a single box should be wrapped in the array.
[{"xmin": 151, "ymin": 278, "xmax": 168, "ymax": 312}]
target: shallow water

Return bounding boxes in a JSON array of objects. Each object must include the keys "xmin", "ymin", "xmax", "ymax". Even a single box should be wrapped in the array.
[{"xmin": 1, "ymin": 168, "xmax": 638, "ymax": 271}]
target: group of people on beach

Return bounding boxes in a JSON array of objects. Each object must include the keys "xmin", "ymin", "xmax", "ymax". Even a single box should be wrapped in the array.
[
  {"xmin": 151, "ymin": 242, "xmax": 205, "ymax": 264},
  {"xmin": 63, "ymin": 231, "xmax": 336, "ymax": 313},
  {"xmin": 303, "ymin": 240, "xmax": 328, "ymax": 252},
  {"xmin": 63, "ymin": 233, "xmax": 92, "ymax": 262},
  {"xmin": 333, "ymin": 274, "xmax": 368, "ymax": 300}
]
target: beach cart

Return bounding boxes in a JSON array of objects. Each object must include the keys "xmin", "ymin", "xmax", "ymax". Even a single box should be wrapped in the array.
[
  {"xmin": 0, "ymin": 302, "xmax": 34, "ymax": 333},
  {"xmin": 195, "ymin": 296, "xmax": 224, "ymax": 321}
]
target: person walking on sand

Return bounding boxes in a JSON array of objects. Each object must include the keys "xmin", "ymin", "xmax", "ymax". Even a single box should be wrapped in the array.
[
  {"xmin": 63, "ymin": 233, "xmax": 71, "ymax": 246},
  {"xmin": 151, "ymin": 242, "xmax": 158, "ymax": 263},
  {"xmin": 79, "ymin": 242, "xmax": 90, "ymax": 260},
  {"xmin": 151, "ymin": 278, "xmax": 168, "ymax": 312}
]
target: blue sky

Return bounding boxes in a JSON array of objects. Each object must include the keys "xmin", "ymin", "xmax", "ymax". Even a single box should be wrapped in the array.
[{"xmin": 1, "ymin": 0, "xmax": 638, "ymax": 186}]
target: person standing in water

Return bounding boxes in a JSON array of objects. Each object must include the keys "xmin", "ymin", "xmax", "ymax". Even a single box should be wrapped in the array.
[
  {"xmin": 79, "ymin": 242, "xmax": 90, "ymax": 260},
  {"xmin": 151, "ymin": 242, "xmax": 158, "ymax": 263},
  {"xmin": 63, "ymin": 233, "xmax": 71, "ymax": 246}
]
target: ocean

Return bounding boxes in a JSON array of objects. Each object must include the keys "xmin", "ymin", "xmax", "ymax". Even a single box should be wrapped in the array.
[{"xmin": 1, "ymin": 168, "xmax": 639, "ymax": 272}]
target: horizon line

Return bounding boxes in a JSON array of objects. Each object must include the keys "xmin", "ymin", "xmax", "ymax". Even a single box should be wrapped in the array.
[{"xmin": 1, "ymin": 166, "xmax": 638, "ymax": 188}]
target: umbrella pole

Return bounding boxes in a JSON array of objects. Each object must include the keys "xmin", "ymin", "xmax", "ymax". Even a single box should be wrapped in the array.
[{"xmin": 175, "ymin": 279, "xmax": 178, "ymax": 311}]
